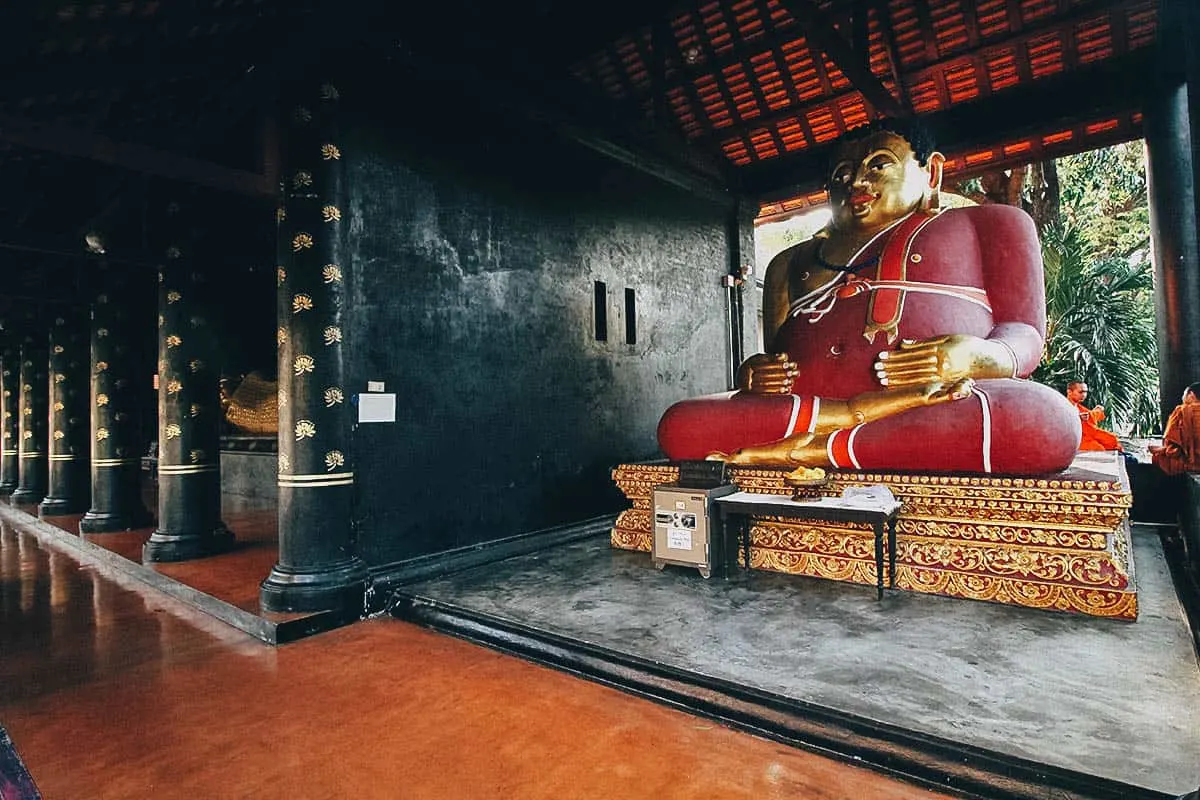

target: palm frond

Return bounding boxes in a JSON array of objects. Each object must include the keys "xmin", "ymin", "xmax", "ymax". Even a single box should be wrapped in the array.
[{"xmin": 1032, "ymin": 222, "xmax": 1160, "ymax": 434}]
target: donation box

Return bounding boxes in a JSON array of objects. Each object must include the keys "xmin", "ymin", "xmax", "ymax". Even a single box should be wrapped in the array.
[{"xmin": 652, "ymin": 482, "xmax": 736, "ymax": 578}]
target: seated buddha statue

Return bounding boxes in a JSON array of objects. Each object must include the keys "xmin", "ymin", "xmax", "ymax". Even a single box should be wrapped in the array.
[{"xmin": 657, "ymin": 120, "xmax": 1081, "ymax": 475}]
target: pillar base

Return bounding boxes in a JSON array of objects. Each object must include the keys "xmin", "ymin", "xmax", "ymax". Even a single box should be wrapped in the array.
[
  {"xmin": 0, "ymin": 481, "xmax": 17, "ymax": 495},
  {"xmin": 9, "ymin": 488, "xmax": 45, "ymax": 507},
  {"xmin": 143, "ymin": 525, "xmax": 235, "ymax": 563},
  {"xmin": 260, "ymin": 557, "xmax": 368, "ymax": 614},
  {"xmin": 80, "ymin": 508, "xmax": 153, "ymax": 534},
  {"xmin": 38, "ymin": 496, "xmax": 87, "ymax": 518}
]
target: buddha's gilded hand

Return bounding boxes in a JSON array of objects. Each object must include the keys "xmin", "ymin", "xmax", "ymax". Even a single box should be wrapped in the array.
[
  {"xmin": 874, "ymin": 334, "xmax": 1014, "ymax": 388},
  {"xmin": 736, "ymin": 352, "xmax": 799, "ymax": 395}
]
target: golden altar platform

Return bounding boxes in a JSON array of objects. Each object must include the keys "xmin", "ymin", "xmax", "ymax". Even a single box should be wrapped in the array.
[{"xmin": 611, "ymin": 451, "xmax": 1136, "ymax": 620}]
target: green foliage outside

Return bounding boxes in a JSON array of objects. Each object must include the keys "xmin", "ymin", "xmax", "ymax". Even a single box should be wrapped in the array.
[
  {"xmin": 1031, "ymin": 142, "xmax": 1159, "ymax": 435},
  {"xmin": 1032, "ymin": 224, "xmax": 1160, "ymax": 434}
]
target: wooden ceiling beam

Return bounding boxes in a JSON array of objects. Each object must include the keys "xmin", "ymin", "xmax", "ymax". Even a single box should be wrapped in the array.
[
  {"xmin": 653, "ymin": 16, "xmax": 715, "ymax": 139},
  {"xmin": 710, "ymin": 3, "xmax": 789, "ymax": 154},
  {"xmin": 0, "ymin": 113, "xmax": 273, "ymax": 196},
  {"xmin": 739, "ymin": 46, "xmax": 1155, "ymax": 198},
  {"xmin": 873, "ymin": 0, "xmax": 914, "ymax": 113},
  {"xmin": 775, "ymin": 0, "xmax": 906, "ymax": 117},
  {"xmin": 693, "ymin": 0, "xmax": 1144, "ymax": 145}
]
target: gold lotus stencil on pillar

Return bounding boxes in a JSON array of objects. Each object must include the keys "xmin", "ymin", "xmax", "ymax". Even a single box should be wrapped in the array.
[
  {"xmin": 321, "ymin": 205, "xmax": 341, "ymax": 223},
  {"xmin": 321, "ymin": 144, "xmax": 341, "ymax": 160},
  {"xmin": 294, "ymin": 355, "xmax": 315, "ymax": 375},
  {"xmin": 164, "ymin": 424, "xmax": 181, "ymax": 440},
  {"xmin": 293, "ymin": 294, "xmax": 314, "ymax": 313},
  {"xmin": 165, "ymin": 335, "xmax": 182, "ymax": 349},
  {"xmin": 323, "ymin": 387, "xmax": 343, "ymax": 407},
  {"xmin": 322, "ymin": 326, "xmax": 342, "ymax": 345},
  {"xmin": 295, "ymin": 419, "xmax": 316, "ymax": 440},
  {"xmin": 278, "ymin": 453, "xmax": 290, "ymax": 473},
  {"xmin": 277, "ymin": 267, "xmax": 287, "ymax": 285},
  {"xmin": 189, "ymin": 359, "xmax": 204, "ymax": 373},
  {"xmin": 325, "ymin": 450, "xmax": 344, "ymax": 470},
  {"xmin": 95, "ymin": 428, "xmax": 109, "ymax": 441},
  {"xmin": 292, "ymin": 233, "xmax": 313, "ymax": 252},
  {"xmin": 322, "ymin": 264, "xmax": 342, "ymax": 283},
  {"xmin": 293, "ymin": 171, "xmax": 313, "ymax": 188}
]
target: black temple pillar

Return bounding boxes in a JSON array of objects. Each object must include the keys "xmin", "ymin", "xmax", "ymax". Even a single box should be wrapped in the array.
[
  {"xmin": 81, "ymin": 261, "xmax": 152, "ymax": 533},
  {"xmin": 260, "ymin": 80, "xmax": 366, "ymax": 613},
  {"xmin": 0, "ymin": 343, "xmax": 19, "ymax": 494},
  {"xmin": 143, "ymin": 201, "xmax": 234, "ymax": 561},
  {"xmin": 11, "ymin": 331, "xmax": 49, "ymax": 507},
  {"xmin": 40, "ymin": 313, "xmax": 92, "ymax": 516},
  {"xmin": 1148, "ymin": 0, "xmax": 1200, "ymax": 421}
]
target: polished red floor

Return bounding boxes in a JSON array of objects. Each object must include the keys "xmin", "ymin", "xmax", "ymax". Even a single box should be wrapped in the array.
[
  {"xmin": 31, "ymin": 497, "xmax": 282, "ymax": 618},
  {"xmin": 0, "ymin": 517, "xmax": 953, "ymax": 799}
]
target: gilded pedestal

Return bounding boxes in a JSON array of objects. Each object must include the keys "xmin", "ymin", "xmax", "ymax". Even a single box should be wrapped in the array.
[{"xmin": 612, "ymin": 452, "xmax": 1136, "ymax": 619}]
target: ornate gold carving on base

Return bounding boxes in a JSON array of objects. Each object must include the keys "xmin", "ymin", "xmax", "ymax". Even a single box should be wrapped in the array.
[{"xmin": 610, "ymin": 460, "xmax": 1137, "ymax": 620}]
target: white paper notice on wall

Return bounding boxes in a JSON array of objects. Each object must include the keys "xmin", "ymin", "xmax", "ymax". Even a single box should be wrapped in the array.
[
  {"xmin": 366, "ymin": 380, "xmax": 386, "ymax": 392},
  {"xmin": 357, "ymin": 393, "xmax": 396, "ymax": 423}
]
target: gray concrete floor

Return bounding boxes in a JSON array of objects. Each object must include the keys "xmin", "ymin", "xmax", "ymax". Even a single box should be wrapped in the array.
[{"xmin": 404, "ymin": 525, "xmax": 1200, "ymax": 795}]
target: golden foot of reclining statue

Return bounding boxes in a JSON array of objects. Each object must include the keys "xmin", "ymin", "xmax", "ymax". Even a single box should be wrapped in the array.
[{"xmin": 708, "ymin": 432, "xmax": 829, "ymax": 467}]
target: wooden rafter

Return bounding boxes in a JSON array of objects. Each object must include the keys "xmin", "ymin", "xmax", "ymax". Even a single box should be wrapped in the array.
[
  {"xmin": 654, "ymin": 17, "xmax": 716, "ymax": 138},
  {"xmin": 692, "ymin": 0, "xmax": 1143, "ymax": 146},
  {"xmin": 741, "ymin": 45, "xmax": 1152, "ymax": 197},
  {"xmin": 0, "ymin": 113, "xmax": 273, "ymax": 196},
  {"xmin": 711, "ymin": 0, "xmax": 788, "ymax": 154},
  {"xmin": 774, "ymin": 0, "xmax": 907, "ymax": 117},
  {"xmin": 872, "ymin": 0, "xmax": 915, "ymax": 113}
]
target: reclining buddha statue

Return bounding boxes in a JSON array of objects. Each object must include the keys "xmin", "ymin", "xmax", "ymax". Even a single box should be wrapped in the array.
[
  {"xmin": 657, "ymin": 120, "xmax": 1081, "ymax": 476},
  {"xmin": 219, "ymin": 371, "xmax": 278, "ymax": 436}
]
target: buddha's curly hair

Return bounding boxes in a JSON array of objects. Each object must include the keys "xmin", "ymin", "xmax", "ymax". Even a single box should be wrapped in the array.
[{"xmin": 838, "ymin": 117, "xmax": 938, "ymax": 166}]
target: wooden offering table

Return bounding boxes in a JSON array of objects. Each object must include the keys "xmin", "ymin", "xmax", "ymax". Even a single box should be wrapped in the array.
[{"xmin": 716, "ymin": 491, "xmax": 901, "ymax": 599}]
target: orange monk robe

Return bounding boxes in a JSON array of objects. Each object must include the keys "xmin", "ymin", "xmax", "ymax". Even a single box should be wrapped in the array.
[
  {"xmin": 1073, "ymin": 402, "xmax": 1122, "ymax": 451},
  {"xmin": 1152, "ymin": 403, "xmax": 1200, "ymax": 475}
]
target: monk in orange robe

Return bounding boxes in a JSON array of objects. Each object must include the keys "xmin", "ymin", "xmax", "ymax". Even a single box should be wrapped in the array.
[
  {"xmin": 1151, "ymin": 383, "xmax": 1200, "ymax": 475},
  {"xmin": 657, "ymin": 120, "xmax": 1080, "ymax": 476},
  {"xmin": 1065, "ymin": 381, "xmax": 1122, "ymax": 451}
]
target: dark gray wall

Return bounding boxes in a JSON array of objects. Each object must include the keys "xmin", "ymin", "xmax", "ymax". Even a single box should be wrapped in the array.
[{"xmin": 342, "ymin": 94, "xmax": 738, "ymax": 566}]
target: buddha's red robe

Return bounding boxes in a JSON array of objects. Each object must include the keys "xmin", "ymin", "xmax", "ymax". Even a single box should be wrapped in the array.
[{"xmin": 657, "ymin": 205, "xmax": 1081, "ymax": 475}]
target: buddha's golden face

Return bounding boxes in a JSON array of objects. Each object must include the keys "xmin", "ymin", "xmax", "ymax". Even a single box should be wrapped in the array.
[{"xmin": 827, "ymin": 131, "xmax": 935, "ymax": 233}]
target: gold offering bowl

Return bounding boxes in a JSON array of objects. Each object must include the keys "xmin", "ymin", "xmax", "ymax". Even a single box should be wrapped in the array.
[{"xmin": 784, "ymin": 467, "xmax": 828, "ymax": 502}]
